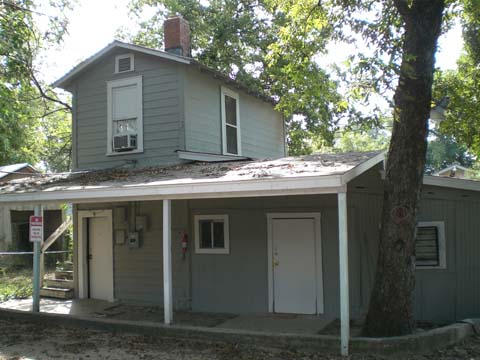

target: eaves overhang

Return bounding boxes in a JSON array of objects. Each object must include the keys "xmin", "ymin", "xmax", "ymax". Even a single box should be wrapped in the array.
[{"xmin": 0, "ymin": 174, "xmax": 346, "ymax": 205}]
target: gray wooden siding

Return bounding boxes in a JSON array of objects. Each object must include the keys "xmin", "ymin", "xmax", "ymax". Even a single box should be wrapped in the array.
[
  {"xmin": 183, "ymin": 69, "xmax": 285, "ymax": 158},
  {"xmin": 348, "ymin": 167, "xmax": 480, "ymax": 323},
  {"xmin": 73, "ymin": 49, "xmax": 184, "ymax": 170},
  {"xmin": 77, "ymin": 201, "xmax": 190, "ymax": 308},
  {"xmin": 75, "ymin": 166, "xmax": 480, "ymax": 322},
  {"xmin": 188, "ymin": 195, "xmax": 346, "ymax": 316}
]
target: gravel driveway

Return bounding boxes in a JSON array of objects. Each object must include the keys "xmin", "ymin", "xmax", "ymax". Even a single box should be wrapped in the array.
[{"xmin": 1, "ymin": 319, "xmax": 480, "ymax": 359}]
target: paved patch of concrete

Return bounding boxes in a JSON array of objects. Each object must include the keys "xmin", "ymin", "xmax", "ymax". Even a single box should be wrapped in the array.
[
  {"xmin": 1, "ymin": 299, "xmax": 479, "ymax": 355},
  {"xmin": 1, "ymin": 298, "xmax": 113, "ymax": 316},
  {"xmin": 217, "ymin": 313, "xmax": 333, "ymax": 334}
]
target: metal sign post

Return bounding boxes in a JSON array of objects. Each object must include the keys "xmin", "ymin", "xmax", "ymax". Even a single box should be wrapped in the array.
[{"xmin": 30, "ymin": 206, "xmax": 43, "ymax": 312}]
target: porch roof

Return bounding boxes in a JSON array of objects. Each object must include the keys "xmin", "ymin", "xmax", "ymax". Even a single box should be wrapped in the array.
[{"xmin": 0, "ymin": 151, "xmax": 386, "ymax": 204}]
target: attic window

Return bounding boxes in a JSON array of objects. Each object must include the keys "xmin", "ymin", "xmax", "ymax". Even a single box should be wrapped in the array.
[
  {"xmin": 115, "ymin": 54, "xmax": 134, "ymax": 74},
  {"xmin": 415, "ymin": 221, "xmax": 446, "ymax": 269}
]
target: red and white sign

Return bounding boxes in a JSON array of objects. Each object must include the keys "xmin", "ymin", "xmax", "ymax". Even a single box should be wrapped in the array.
[{"xmin": 29, "ymin": 216, "xmax": 43, "ymax": 243}]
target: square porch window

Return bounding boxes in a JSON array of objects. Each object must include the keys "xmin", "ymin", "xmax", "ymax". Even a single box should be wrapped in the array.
[{"xmin": 194, "ymin": 215, "xmax": 229, "ymax": 254}]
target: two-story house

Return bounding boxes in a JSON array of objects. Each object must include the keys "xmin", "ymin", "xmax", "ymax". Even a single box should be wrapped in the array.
[
  {"xmin": 54, "ymin": 16, "xmax": 285, "ymax": 171},
  {"xmin": 2, "ymin": 16, "xmax": 480, "ymax": 354}
]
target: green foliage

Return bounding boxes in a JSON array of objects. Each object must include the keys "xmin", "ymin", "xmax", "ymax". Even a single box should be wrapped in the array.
[
  {"xmin": 0, "ymin": 0, "xmax": 73, "ymax": 171},
  {"xmin": 433, "ymin": 56, "xmax": 480, "ymax": 156},
  {"xmin": 425, "ymin": 134, "xmax": 475, "ymax": 174},
  {"xmin": 0, "ymin": 268, "xmax": 33, "ymax": 302},
  {"xmin": 313, "ymin": 117, "xmax": 391, "ymax": 154},
  {"xmin": 429, "ymin": 1, "xmax": 480, "ymax": 162}
]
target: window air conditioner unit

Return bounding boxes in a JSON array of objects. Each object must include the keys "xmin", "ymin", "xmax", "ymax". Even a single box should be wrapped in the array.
[{"xmin": 113, "ymin": 133, "xmax": 137, "ymax": 152}]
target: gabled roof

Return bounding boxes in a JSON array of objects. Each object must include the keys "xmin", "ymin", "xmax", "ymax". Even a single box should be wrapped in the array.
[
  {"xmin": 434, "ymin": 165, "xmax": 470, "ymax": 177},
  {"xmin": 0, "ymin": 163, "xmax": 36, "ymax": 180},
  {"xmin": 53, "ymin": 40, "xmax": 275, "ymax": 104},
  {"xmin": 0, "ymin": 151, "xmax": 386, "ymax": 204}
]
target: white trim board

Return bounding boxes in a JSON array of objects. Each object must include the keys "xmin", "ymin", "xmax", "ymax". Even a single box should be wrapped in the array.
[
  {"xmin": 266, "ymin": 212, "xmax": 324, "ymax": 315},
  {"xmin": 0, "ymin": 176, "xmax": 346, "ymax": 204},
  {"xmin": 341, "ymin": 151, "xmax": 386, "ymax": 184},
  {"xmin": 177, "ymin": 150, "xmax": 249, "ymax": 162},
  {"xmin": 77, "ymin": 210, "xmax": 114, "ymax": 301}
]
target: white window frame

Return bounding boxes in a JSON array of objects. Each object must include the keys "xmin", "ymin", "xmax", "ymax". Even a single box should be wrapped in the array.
[
  {"xmin": 194, "ymin": 214, "xmax": 230, "ymax": 254},
  {"xmin": 416, "ymin": 221, "xmax": 446, "ymax": 270},
  {"xmin": 221, "ymin": 87, "xmax": 242, "ymax": 156},
  {"xmin": 106, "ymin": 76, "xmax": 144, "ymax": 155},
  {"xmin": 115, "ymin": 53, "xmax": 134, "ymax": 74}
]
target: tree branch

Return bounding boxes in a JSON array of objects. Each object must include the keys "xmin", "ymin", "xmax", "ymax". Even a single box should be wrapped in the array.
[{"xmin": 31, "ymin": 71, "xmax": 72, "ymax": 111}]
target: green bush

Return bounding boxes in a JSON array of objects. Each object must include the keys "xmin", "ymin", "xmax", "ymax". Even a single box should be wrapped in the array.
[{"xmin": 0, "ymin": 269, "xmax": 33, "ymax": 302}]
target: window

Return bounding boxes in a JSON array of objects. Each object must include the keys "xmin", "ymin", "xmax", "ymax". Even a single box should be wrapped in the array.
[
  {"xmin": 194, "ymin": 215, "xmax": 230, "ymax": 254},
  {"xmin": 415, "ymin": 221, "xmax": 446, "ymax": 269},
  {"xmin": 115, "ymin": 54, "xmax": 134, "ymax": 73},
  {"xmin": 221, "ymin": 87, "xmax": 241, "ymax": 155},
  {"xmin": 107, "ymin": 76, "xmax": 143, "ymax": 155}
]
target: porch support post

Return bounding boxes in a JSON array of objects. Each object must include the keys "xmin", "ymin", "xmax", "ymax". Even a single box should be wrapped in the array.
[
  {"xmin": 163, "ymin": 199, "xmax": 173, "ymax": 325},
  {"xmin": 338, "ymin": 190, "xmax": 350, "ymax": 356},
  {"xmin": 32, "ymin": 205, "xmax": 43, "ymax": 313}
]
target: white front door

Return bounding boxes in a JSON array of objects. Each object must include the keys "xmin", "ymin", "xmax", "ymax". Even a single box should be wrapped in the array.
[
  {"xmin": 88, "ymin": 216, "xmax": 114, "ymax": 301},
  {"xmin": 272, "ymin": 217, "xmax": 317, "ymax": 314}
]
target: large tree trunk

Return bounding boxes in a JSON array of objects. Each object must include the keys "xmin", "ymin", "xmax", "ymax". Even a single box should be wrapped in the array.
[{"xmin": 363, "ymin": 0, "xmax": 445, "ymax": 337}]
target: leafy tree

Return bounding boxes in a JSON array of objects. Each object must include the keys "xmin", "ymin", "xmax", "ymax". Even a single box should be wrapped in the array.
[
  {"xmin": 425, "ymin": 134, "xmax": 474, "ymax": 174},
  {"xmin": 433, "ymin": 61, "xmax": 480, "ymax": 158},
  {"xmin": 0, "ymin": 0, "xmax": 72, "ymax": 171}
]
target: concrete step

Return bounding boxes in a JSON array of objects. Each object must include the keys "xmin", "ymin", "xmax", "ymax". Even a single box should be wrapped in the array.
[
  {"xmin": 40, "ymin": 287, "xmax": 74, "ymax": 300},
  {"xmin": 44, "ymin": 278, "xmax": 74, "ymax": 290},
  {"xmin": 54, "ymin": 270, "xmax": 73, "ymax": 280},
  {"xmin": 59, "ymin": 261, "xmax": 73, "ymax": 271}
]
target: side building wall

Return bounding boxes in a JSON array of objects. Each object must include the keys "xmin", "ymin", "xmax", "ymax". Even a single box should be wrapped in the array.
[
  {"xmin": 349, "ymin": 167, "xmax": 480, "ymax": 323},
  {"xmin": 183, "ymin": 68, "xmax": 285, "ymax": 159},
  {"xmin": 70, "ymin": 49, "xmax": 185, "ymax": 170},
  {"xmin": 74, "ymin": 166, "xmax": 480, "ymax": 323}
]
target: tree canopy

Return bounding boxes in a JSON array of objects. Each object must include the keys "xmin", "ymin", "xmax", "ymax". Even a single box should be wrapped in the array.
[{"xmin": 0, "ymin": 0, "xmax": 72, "ymax": 172}]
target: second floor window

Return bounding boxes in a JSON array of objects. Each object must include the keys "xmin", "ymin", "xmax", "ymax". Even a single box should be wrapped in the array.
[
  {"xmin": 107, "ymin": 76, "xmax": 144, "ymax": 155},
  {"xmin": 221, "ymin": 87, "xmax": 241, "ymax": 155}
]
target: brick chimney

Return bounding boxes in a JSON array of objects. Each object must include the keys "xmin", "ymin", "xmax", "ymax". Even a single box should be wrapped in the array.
[{"xmin": 164, "ymin": 16, "xmax": 191, "ymax": 57}]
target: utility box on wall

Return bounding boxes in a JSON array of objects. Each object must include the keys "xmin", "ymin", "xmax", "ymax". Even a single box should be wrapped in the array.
[
  {"xmin": 135, "ymin": 216, "xmax": 148, "ymax": 231},
  {"xmin": 128, "ymin": 232, "xmax": 140, "ymax": 248}
]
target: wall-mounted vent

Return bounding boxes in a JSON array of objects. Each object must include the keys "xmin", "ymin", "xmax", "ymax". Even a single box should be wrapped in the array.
[
  {"xmin": 415, "ymin": 226, "xmax": 439, "ymax": 266},
  {"xmin": 115, "ymin": 54, "xmax": 134, "ymax": 74}
]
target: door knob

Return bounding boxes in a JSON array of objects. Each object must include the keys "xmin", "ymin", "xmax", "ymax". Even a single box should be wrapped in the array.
[{"xmin": 273, "ymin": 260, "xmax": 279, "ymax": 267}]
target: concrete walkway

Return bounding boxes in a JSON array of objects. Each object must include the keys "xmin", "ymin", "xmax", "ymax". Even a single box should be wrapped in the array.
[{"xmin": 0, "ymin": 298, "xmax": 332, "ymax": 335}]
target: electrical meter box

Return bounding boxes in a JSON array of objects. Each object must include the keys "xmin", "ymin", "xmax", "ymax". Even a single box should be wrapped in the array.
[
  {"xmin": 135, "ymin": 216, "xmax": 148, "ymax": 231},
  {"xmin": 128, "ymin": 232, "xmax": 140, "ymax": 248}
]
